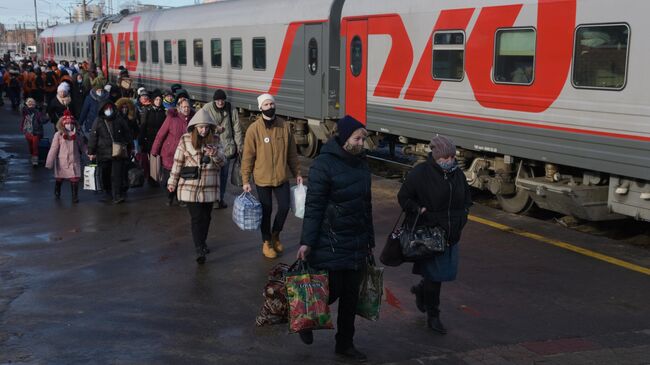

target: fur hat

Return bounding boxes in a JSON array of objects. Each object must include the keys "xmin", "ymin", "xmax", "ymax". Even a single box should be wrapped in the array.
[
  {"xmin": 257, "ymin": 93, "xmax": 275, "ymax": 109},
  {"xmin": 336, "ymin": 115, "xmax": 365, "ymax": 146},
  {"xmin": 429, "ymin": 135, "xmax": 456, "ymax": 160}
]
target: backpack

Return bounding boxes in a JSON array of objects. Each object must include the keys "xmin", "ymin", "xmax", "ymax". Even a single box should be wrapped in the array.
[{"xmin": 45, "ymin": 72, "xmax": 55, "ymax": 87}]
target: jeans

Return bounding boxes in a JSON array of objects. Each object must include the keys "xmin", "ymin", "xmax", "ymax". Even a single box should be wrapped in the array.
[
  {"xmin": 98, "ymin": 159, "xmax": 126, "ymax": 199},
  {"xmin": 328, "ymin": 269, "xmax": 365, "ymax": 350},
  {"xmin": 256, "ymin": 182, "xmax": 290, "ymax": 242},
  {"xmin": 219, "ymin": 158, "xmax": 231, "ymax": 201},
  {"xmin": 186, "ymin": 202, "xmax": 214, "ymax": 254}
]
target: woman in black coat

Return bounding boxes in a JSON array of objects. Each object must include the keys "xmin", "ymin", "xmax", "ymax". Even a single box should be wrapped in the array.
[
  {"xmin": 397, "ymin": 135, "xmax": 472, "ymax": 335},
  {"xmin": 297, "ymin": 115, "xmax": 374, "ymax": 362}
]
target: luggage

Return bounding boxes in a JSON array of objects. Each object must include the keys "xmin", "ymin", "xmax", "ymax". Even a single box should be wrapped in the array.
[
  {"xmin": 290, "ymin": 183, "xmax": 307, "ymax": 219},
  {"xmin": 149, "ymin": 154, "xmax": 162, "ymax": 183},
  {"xmin": 230, "ymin": 156, "xmax": 243, "ymax": 187},
  {"xmin": 255, "ymin": 263, "xmax": 291, "ymax": 327},
  {"xmin": 285, "ymin": 260, "xmax": 333, "ymax": 333},
  {"xmin": 127, "ymin": 163, "xmax": 145, "ymax": 188},
  {"xmin": 356, "ymin": 256, "xmax": 384, "ymax": 321},
  {"xmin": 83, "ymin": 164, "xmax": 101, "ymax": 191},
  {"xmin": 38, "ymin": 137, "xmax": 50, "ymax": 163},
  {"xmin": 232, "ymin": 192, "xmax": 262, "ymax": 231}
]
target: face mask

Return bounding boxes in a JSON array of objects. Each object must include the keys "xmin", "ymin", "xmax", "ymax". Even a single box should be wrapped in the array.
[
  {"xmin": 104, "ymin": 108, "xmax": 113, "ymax": 117},
  {"xmin": 343, "ymin": 143, "xmax": 364, "ymax": 155},
  {"xmin": 65, "ymin": 124, "xmax": 74, "ymax": 132},
  {"xmin": 96, "ymin": 90, "xmax": 103, "ymax": 96},
  {"xmin": 77, "ymin": 79, "xmax": 83, "ymax": 83},
  {"xmin": 437, "ymin": 159, "xmax": 457, "ymax": 171},
  {"xmin": 262, "ymin": 108, "xmax": 275, "ymax": 118}
]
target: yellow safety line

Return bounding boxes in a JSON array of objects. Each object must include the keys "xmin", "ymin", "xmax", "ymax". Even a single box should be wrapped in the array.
[{"xmin": 468, "ymin": 215, "xmax": 650, "ymax": 276}]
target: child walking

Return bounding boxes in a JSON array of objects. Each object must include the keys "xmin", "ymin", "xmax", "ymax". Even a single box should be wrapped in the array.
[
  {"xmin": 45, "ymin": 110, "xmax": 86, "ymax": 203},
  {"xmin": 20, "ymin": 98, "xmax": 47, "ymax": 167}
]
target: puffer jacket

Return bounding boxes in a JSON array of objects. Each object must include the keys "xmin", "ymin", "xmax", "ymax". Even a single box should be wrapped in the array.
[
  {"xmin": 87, "ymin": 101, "xmax": 133, "ymax": 162},
  {"xmin": 138, "ymin": 105, "xmax": 166, "ymax": 153},
  {"xmin": 79, "ymin": 89, "xmax": 109, "ymax": 132},
  {"xmin": 151, "ymin": 108, "xmax": 193, "ymax": 170},
  {"xmin": 168, "ymin": 108, "xmax": 226, "ymax": 203},
  {"xmin": 301, "ymin": 138, "xmax": 375, "ymax": 271}
]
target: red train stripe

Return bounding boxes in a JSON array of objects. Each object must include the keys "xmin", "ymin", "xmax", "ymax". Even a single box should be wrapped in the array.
[{"xmin": 393, "ymin": 106, "xmax": 650, "ymax": 142}]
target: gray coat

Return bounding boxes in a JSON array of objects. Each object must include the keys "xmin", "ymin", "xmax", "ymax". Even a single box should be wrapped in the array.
[{"xmin": 201, "ymin": 101, "xmax": 243, "ymax": 158}]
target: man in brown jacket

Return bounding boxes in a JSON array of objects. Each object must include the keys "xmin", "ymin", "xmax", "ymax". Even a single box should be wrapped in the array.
[{"xmin": 241, "ymin": 93, "xmax": 302, "ymax": 258}]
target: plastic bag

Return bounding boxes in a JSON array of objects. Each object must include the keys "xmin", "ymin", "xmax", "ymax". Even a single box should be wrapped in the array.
[
  {"xmin": 290, "ymin": 183, "xmax": 307, "ymax": 219},
  {"xmin": 356, "ymin": 256, "xmax": 384, "ymax": 321},
  {"xmin": 255, "ymin": 263, "xmax": 291, "ymax": 327},
  {"xmin": 232, "ymin": 192, "xmax": 263, "ymax": 231},
  {"xmin": 83, "ymin": 164, "xmax": 101, "ymax": 191},
  {"xmin": 285, "ymin": 260, "xmax": 333, "ymax": 333}
]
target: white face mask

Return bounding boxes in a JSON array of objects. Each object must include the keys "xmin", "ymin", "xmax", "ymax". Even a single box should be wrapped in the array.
[
  {"xmin": 104, "ymin": 108, "xmax": 113, "ymax": 117},
  {"xmin": 65, "ymin": 124, "xmax": 74, "ymax": 132}
]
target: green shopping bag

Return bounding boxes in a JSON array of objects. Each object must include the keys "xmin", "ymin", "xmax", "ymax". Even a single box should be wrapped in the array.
[
  {"xmin": 356, "ymin": 256, "xmax": 384, "ymax": 321},
  {"xmin": 285, "ymin": 260, "xmax": 334, "ymax": 333}
]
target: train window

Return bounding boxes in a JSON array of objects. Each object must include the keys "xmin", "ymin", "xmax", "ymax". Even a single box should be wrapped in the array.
[
  {"xmin": 211, "ymin": 38, "xmax": 222, "ymax": 67},
  {"xmin": 140, "ymin": 41, "xmax": 147, "ymax": 63},
  {"xmin": 494, "ymin": 28, "xmax": 535, "ymax": 84},
  {"xmin": 129, "ymin": 40, "xmax": 136, "ymax": 62},
  {"xmin": 252, "ymin": 38, "xmax": 266, "ymax": 70},
  {"xmin": 87, "ymin": 42, "xmax": 90, "ymax": 58},
  {"xmin": 308, "ymin": 38, "xmax": 318, "ymax": 75},
  {"xmin": 76, "ymin": 42, "xmax": 80, "ymax": 58},
  {"xmin": 164, "ymin": 40, "xmax": 172, "ymax": 64},
  {"xmin": 178, "ymin": 39, "xmax": 187, "ymax": 66},
  {"xmin": 432, "ymin": 31, "xmax": 465, "ymax": 81},
  {"xmin": 350, "ymin": 35, "xmax": 362, "ymax": 77},
  {"xmin": 230, "ymin": 38, "xmax": 242, "ymax": 69},
  {"xmin": 119, "ymin": 40, "xmax": 126, "ymax": 63},
  {"xmin": 193, "ymin": 39, "xmax": 203, "ymax": 67},
  {"xmin": 572, "ymin": 24, "xmax": 629, "ymax": 90},
  {"xmin": 151, "ymin": 40, "xmax": 159, "ymax": 64},
  {"xmin": 56, "ymin": 43, "xmax": 59, "ymax": 55}
]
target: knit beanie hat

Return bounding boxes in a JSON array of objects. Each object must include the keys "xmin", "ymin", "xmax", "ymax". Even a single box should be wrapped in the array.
[
  {"xmin": 429, "ymin": 135, "xmax": 456, "ymax": 160},
  {"xmin": 57, "ymin": 82, "xmax": 70, "ymax": 94},
  {"xmin": 336, "ymin": 115, "xmax": 365, "ymax": 146},
  {"xmin": 213, "ymin": 89, "xmax": 227, "ymax": 101},
  {"xmin": 257, "ymin": 93, "xmax": 275, "ymax": 109}
]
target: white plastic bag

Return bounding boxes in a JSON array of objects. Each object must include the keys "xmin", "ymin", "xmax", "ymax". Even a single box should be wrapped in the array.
[
  {"xmin": 83, "ymin": 164, "xmax": 100, "ymax": 191},
  {"xmin": 233, "ymin": 192, "xmax": 263, "ymax": 231},
  {"xmin": 290, "ymin": 183, "xmax": 308, "ymax": 219}
]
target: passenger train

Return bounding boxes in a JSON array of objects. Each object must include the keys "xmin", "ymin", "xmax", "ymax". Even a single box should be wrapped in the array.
[{"xmin": 38, "ymin": 0, "xmax": 650, "ymax": 222}]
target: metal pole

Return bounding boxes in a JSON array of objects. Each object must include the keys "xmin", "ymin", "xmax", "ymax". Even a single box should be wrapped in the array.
[
  {"xmin": 82, "ymin": 0, "xmax": 87, "ymax": 21},
  {"xmin": 34, "ymin": 0, "xmax": 39, "ymax": 58}
]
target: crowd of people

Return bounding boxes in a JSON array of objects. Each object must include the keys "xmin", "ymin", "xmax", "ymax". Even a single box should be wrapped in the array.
[{"xmin": 3, "ymin": 56, "xmax": 473, "ymax": 363}]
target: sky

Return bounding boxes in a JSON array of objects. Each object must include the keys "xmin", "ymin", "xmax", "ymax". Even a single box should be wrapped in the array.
[{"xmin": 0, "ymin": 0, "xmax": 197, "ymax": 29}]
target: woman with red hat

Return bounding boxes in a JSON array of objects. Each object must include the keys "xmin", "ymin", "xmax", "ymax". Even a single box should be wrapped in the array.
[{"xmin": 45, "ymin": 110, "xmax": 87, "ymax": 203}]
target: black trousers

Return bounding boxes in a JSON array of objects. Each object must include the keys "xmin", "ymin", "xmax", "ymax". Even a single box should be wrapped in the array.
[
  {"xmin": 186, "ymin": 202, "xmax": 214, "ymax": 254},
  {"xmin": 422, "ymin": 279, "xmax": 442, "ymax": 316},
  {"xmin": 98, "ymin": 159, "xmax": 126, "ymax": 199},
  {"xmin": 328, "ymin": 269, "xmax": 365, "ymax": 351},
  {"xmin": 161, "ymin": 168, "xmax": 176, "ymax": 202},
  {"xmin": 256, "ymin": 182, "xmax": 290, "ymax": 241}
]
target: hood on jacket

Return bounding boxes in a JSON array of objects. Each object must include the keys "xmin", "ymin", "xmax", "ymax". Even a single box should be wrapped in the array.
[
  {"xmin": 97, "ymin": 100, "xmax": 117, "ymax": 118},
  {"xmin": 187, "ymin": 108, "xmax": 217, "ymax": 132},
  {"xmin": 90, "ymin": 89, "xmax": 109, "ymax": 102},
  {"xmin": 115, "ymin": 97, "xmax": 136, "ymax": 120}
]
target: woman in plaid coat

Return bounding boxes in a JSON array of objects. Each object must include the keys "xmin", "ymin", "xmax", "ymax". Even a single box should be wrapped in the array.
[{"xmin": 168, "ymin": 108, "xmax": 226, "ymax": 264}]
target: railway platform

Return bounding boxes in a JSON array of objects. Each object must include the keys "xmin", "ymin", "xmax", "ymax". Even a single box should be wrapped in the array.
[{"xmin": 0, "ymin": 105, "xmax": 649, "ymax": 364}]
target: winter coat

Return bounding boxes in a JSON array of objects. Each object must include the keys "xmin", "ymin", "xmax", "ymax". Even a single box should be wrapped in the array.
[
  {"xmin": 168, "ymin": 109, "xmax": 226, "ymax": 203},
  {"xmin": 20, "ymin": 108, "xmax": 46, "ymax": 136},
  {"xmin": 71, "ymin": 81, "xmax": 88, "ymax": 119},
  {"xmin": 138, "ymin": 105, "xmax": 166, "ymax": 153},
  {"xmin": 201, "ymin": 101, "xmax": 243, "ymax": 158},
  {"xmin": 47, "ymin": 94, "xmax": 72, "ymax": 125},
  {"xmin": 115, "ymin": 97, "xmax": 139, "ymax": 139},
  {"xmin": 301, "ymin": 138, "xmax": 375, "ymax": 271},
  {"xmin": 397, "ymin": 154, "xmax": 472, "ymax": 282},
  {"xmin": 241, "ymin": 116, "xmax": 301, "ymax": 187},
  {"xmin": 87, "ymin": 101, "xmax": 134, "ymax": 162},
  {"xmin": 79, "ymin": 90, "xmax": 109, "ymax": 132},
  {"xmin": 151, "ymin": 108, "xmax": 192, "ymax": 170},
  {"xmin": 45, "ymin": 121, "xmax": 86, "ymax": 179}
]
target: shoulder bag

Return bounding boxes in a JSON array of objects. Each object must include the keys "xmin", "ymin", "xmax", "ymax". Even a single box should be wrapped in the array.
[
  {"xmin": 400, "ymin": 211, "xmax": 447, "ymax": 261},
  {"xmin": 104, "ymin": 120, "xmax": 127, "ymax": 158}
]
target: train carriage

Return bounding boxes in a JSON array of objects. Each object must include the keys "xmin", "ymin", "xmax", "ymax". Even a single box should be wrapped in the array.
[{"xmin": 39, "ymin": 0, "xmax": 650, "ymax": 222}]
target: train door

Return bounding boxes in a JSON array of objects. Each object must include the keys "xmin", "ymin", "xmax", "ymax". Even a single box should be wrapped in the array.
[
  {"xmin": 100, "ymin": 34, "xmax": 109, "ymax": 78},
  {"xmin": 304, "ymin": 24, "xmax": 323, "ymax": 119},
  {"xmin": 344, "ymin": 20, "xmax": 368, "ymax": 124}
]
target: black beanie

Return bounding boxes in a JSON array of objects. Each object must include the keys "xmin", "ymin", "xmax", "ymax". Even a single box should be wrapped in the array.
[
  {"xmin": 336, "ymin": 115, "xmax": 365, "ymax": 146},
  {"xmin": 213, "ymin": 89, "xmax": 227, "ymax": 101}
]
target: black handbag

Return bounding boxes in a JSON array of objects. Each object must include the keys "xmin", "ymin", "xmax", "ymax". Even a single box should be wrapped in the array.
[
  {"xmin": 400, "ymin": 211, "xmax": 447, "ymax": 261},
  {"xmin": 380, "ymin": 211, "xmax": 405, "ymax": 267},
  {"xmin": 180, "ymin": 166, "xmax": 199, "ymax": 179}
]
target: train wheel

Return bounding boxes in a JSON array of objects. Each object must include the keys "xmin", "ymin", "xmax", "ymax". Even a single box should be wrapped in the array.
[
  {"xmin": 496, "ymin": 165, "xmax": 535, "ymax": 214},
  {"xmin": 298, "ymin": 128, "xmax": 320, "ymax": 158}
]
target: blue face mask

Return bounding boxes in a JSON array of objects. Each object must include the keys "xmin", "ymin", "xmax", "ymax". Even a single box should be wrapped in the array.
[{"xmin": 437, "ymin": 159, "xmax": 457, "ymax": 171}]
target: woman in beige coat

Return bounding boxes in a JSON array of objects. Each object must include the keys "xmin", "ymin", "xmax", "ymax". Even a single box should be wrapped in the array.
[{"xmin": 168, "ymin": 108, "xmax": 226, "ymax": 264}]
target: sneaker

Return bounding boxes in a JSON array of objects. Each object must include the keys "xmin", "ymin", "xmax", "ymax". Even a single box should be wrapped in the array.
[
  {"xmin": 262, "ymin": 241, "xmax": 277, "ymax": 259},
  {"xmin": 298, "ymin": 330, "xmax": 313, "ymax": 345},
  {"xmin": 335, "ymin": 346, "xmax": 367, "ymax": 362},
  {"xmin": 112, "ymin": 196, "xmax": 125, "ymax": 204}
]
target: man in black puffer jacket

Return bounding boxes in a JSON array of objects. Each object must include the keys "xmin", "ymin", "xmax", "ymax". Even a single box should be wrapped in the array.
[{"xmin": 297, "ymin": 115, "xmax": 374, "ymax": 362}]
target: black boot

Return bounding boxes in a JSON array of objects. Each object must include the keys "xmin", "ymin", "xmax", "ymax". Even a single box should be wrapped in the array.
[
  {"xmin": 196, "ymin": 247, "xmax": 206, "ymax": 264},
  {"xmin": 423, "ymin": 280, "xmax": 447, "ymax": 334},
  {"xmin": 71, "ymin": 182, "xmax": 79, "ymax": 203},
  {"xmin": 427, "ymin": 314, "xmax": 447, "ymax": 334},
  {"xmin": 410, "ymin": 280, "xmax": 425, "ymax": 313},
  {"xmin": 335, "ymin": 346, "xmax": 367, "ymax": 362},
  {"xmin": 54, "ymin": 181, "xmax": 62, "ymax": 199},
  {"xmin": 298, "ymin": 329, "xmax": 313, "ymax": 345}
]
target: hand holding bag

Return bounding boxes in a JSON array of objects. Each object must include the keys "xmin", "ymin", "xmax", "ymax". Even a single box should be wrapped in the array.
[
  {"xmin": 380, "ymin": 211, "xmax": 405, "ymax": 266},
  {"xmin": 400, "ymin": 211, "xmax": 448, "ymax": 261},
  {"xmin": 285, "ymin": 260, "xmax": 333, "ymax": 333}
]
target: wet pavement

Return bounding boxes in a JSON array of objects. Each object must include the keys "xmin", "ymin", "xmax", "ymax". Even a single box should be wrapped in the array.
[{"xmin": 1, "ymin": 103, "xmax": 650, "ymax": 365}]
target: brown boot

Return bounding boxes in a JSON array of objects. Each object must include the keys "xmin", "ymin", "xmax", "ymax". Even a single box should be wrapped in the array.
[
  {"xmin": 262, "ymin": 240, "xmax": 277, "ymax": 259},
  {"xmin": 271, "ymin": 232, "xmax": 284, "ymax": 253}
]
